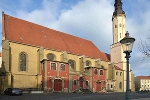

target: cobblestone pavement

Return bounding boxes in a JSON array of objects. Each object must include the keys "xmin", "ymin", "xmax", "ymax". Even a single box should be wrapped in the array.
[{"xmin": 0, "ymin": 92, "xmax": 150, "ymax": 100}]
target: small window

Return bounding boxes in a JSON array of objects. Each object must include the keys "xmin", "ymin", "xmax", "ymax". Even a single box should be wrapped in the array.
[
  {"xmin": 100, "ymin": 70, "xmax": 103, "ymax": 75},
  {"xmin": 120, "ymin": 33, "xmax": 121, "ymax": 38},
  {"xmin": 119, "ymin": 82, "xmax": 122, "ymax": 89},
  {"xmin": 115, "ymin": 25, "xmax": 117, "ymax": 28},
  {"xmin": 120, "ymin": 72, "xmax": 122, "ymax": 76},
  {"xmin": 47, "ymin": 53, "xmax": 55, "ymax": 61},
  {"xmin": 116, "ymin": 72, "xmax": 118, "ymax": 75},
  {"xmin": 85, "ymin": 81, "xmax": 88, "ymax": 86},
  {"xmin": 86, "ymin": 60, "xmax": 91, "ymax": 66},
  {"xmin": 94, "ymin": 69, "xmax": 97, "ymax": 75},
  {"xmin": 111, "ymin": 84, "xmax": 113, "ymax": 88},
  {"xmin": 119, "ymin": 23, "xmax": 121, "ymax": 27},
  {"xmin": 73, "ymin": 80, "xmax": 77, "ymax": 85},
  {"xmin": 60, "ymin": 64, "xmax": 65, "ymax": 71},
  {"xmin": 51, "ymin": 63, "xmax": 56, "ymax": 70},
  {"xmin": 68, "ymin": 60, "xmax": 76, "ymax": 70}
]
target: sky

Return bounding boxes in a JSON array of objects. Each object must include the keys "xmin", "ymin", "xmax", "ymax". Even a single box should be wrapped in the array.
[{"xmin": 0, "ymin": 0, "xmax": 150, "ymax": 77}]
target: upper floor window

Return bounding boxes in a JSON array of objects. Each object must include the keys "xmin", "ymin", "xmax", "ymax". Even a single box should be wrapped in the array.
[
  {"xmin": 47, "ymin": 53, "xmax": 55, "ymax": 61},
  {"xmin": 116, "ymin": 71, "xmax": 118, "ymax": 75},
  {"xmin": 51, "ymin": 63, "xmax": 56, "ymax": 70},
  {"xmin": 100, "ymin": 70, "xmax": 103, "ymax": 75},
  {"xmin": 94, "ymin": 69, "xmax": 98, "ymax": 75},
  {"xmin": 19, "ymin": 52, "xmax": 27, "ymax": 71},
  {"xmin": 86, "ymin": 60, "xmax": 91, "ymax": 66},
  {"xmin": 60, "ymin": 63, "xmax": 65, "ymax": 71},
  {"xmin": 115, "ymin": 25, "xmax": 117, "ymax": 28},
  {"xmin": 68, "ymin": 59, "xmax": 76, "ymax": 70},
  {"xmin": 120, "ymin": 72, "xmax": 122, "ymax": 76}
]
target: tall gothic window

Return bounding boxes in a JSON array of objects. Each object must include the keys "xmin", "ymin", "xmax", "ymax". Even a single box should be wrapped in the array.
[
  {"xmin": 19, "ymin": 52, "xmax": 27, "ymax": 71},
  {"xmin": 68, "ymin": 59, "xmax": 76, "ymax": 70}
]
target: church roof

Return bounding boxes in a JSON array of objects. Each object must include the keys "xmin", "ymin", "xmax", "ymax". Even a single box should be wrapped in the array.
[{"xmin": 2, "ymin": 13, "xmax": 110, "ymax": 61}]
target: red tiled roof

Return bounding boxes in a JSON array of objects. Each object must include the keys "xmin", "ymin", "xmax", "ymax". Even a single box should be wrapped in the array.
[
  {"xmin": 137, "ymin": 76, "xmax": 150, "ymax": 79},
  {"xmin": 3, "ymin": 13, "xmax": 110, "ymax": 61},
  {"xmin": 114, "ymin": 65, "xmax": 123, "ymax": 71}
]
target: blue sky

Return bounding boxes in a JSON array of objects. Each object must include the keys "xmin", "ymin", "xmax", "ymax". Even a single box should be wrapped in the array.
[{"xmin": 0, "ymin": 0, "xmax": 150, "ymax": 76}]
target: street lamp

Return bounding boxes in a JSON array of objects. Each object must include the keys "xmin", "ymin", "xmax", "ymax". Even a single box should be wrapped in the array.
[{"xmin": 120, "ymin": 31, "xmax": 135, "ymax": 100}]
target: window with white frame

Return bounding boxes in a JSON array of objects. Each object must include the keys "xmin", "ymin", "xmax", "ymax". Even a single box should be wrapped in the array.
[
  {"xmin": 60, "ymin": 63, "xmax": 65, "ymax": 71},
  {"xmin": 51, "ymin": 63, "xmax": 56, "ymax": 70}
]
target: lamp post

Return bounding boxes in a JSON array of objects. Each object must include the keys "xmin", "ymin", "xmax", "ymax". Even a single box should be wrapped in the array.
[{"xmin": 120, "ymin": 31, "xmax": 135, "ymax": 100}]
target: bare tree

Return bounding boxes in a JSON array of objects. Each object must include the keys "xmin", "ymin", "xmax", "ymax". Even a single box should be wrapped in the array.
[{"xmin": 138, "ymin": 29, "xmax": 150, "ymax": 61}]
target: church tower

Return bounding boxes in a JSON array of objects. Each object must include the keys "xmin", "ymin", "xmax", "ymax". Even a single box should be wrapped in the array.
[{"xmin": 111, "ymin": 0, "xmax": 131, "ymax": 92}]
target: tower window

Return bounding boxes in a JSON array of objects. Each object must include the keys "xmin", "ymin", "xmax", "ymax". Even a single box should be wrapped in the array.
[
  {"xmin": 115, "ymin": 25, "xmax": 117, "ymax": 28},
  {"xmin": 119, "ymin": 24, "xmax": 121, "ymax": 27},
  {"xmin": 120, "ymin": 33, "xmax": 121, "ymax": 38}
]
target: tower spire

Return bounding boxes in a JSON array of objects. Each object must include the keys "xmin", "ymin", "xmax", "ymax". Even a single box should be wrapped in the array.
[{"xmin": 113, "ymin": 0, "xmax": 125, "ymax": 16}]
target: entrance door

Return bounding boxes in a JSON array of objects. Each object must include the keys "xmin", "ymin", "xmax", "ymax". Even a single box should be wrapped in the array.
[
  {"xmin": 54, "ymin": 79, "xmax": 62, "ymax": 91},
  {"xmin": 96, "ymin": 82, "xmax": 101, "ymax": 92},
  {"xmin": 80, "ymin": 81, "xmax": 83, "ymax": 88}
]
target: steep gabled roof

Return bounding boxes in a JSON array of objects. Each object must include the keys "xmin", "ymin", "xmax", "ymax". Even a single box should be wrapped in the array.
[
  {"xmin": 2, "ymin": 13, "xmax": 110, "ymax": 61},
  {"xmin": 137, "ymin": 76, "xmax": 150, "ymax": 79}
]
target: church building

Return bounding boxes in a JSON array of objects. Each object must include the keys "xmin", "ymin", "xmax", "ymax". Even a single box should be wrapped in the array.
[{"xmin": 0, "ymin": 0, "xmax": 135, "ymax": 93}]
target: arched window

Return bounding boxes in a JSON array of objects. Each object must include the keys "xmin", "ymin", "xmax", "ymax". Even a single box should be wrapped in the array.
[
  {"xmin": 86, "ymin": 60, "xmax": 91, "ymax": 66},
  {"xmin": 119, "ymin": 82, "xmax": 122, "ymax": 89},
  {"xmin": 68, "ymin": 59, "xmax": 76, "ymax": 70},
  {"xmin": 47, "ymin": 53, "xmax": 55, "ymax": 61},
  {"xmin": 19, "ymin": 52, "xmax": 27, "ymax": 71}
]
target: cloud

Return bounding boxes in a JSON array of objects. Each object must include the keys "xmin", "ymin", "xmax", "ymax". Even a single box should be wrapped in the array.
[{"xmin": 16, "ymin": 0, "xmax": 114, "ymax": 53}]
